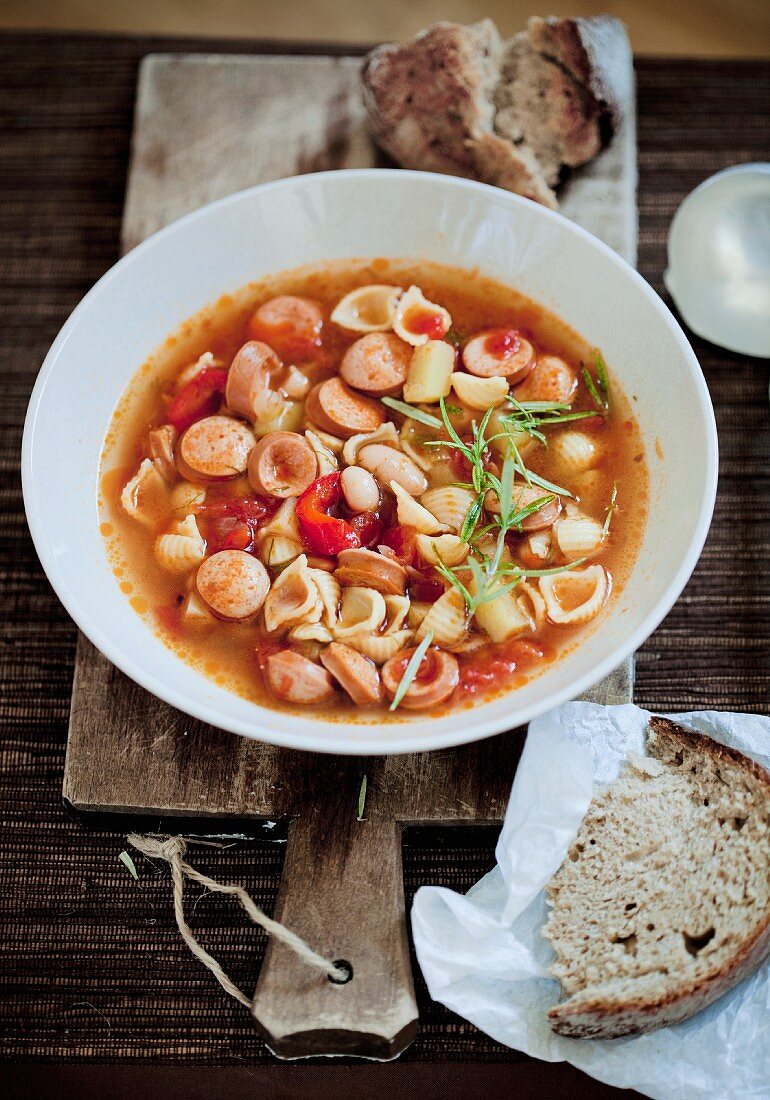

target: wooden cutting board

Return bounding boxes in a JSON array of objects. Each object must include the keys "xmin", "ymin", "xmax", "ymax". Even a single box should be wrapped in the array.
[{"xmin": 64, "ymin": 51, "xmax": 637, "ymax": 1061}]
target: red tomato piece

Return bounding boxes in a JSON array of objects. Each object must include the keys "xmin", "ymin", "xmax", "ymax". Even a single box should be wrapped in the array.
[
  {"xmin": 459, "ymin": 638, "xmax": 545, "ymax": 694},
  {"xmin": 199, "ymin": 497, "xmax": 277, "ymax": 555},
  {"xmin": 166, "ymin": 368, "xmax": 229, "ymax": 433},
  {"xmin": 381, "ymin": 524, "xmax": 418, "ymax": 568},
  {"xmin": 484, "ymin": 329, "xmax": 521, "ymax": 357},
  {"xmin": 409, "ymin": 576, "xmax": 445, "ymax": 603},
  {"xmin": 295, "ymin": 473, "xmax": 361, "ymax": 557},
  {"xmin": 349, "ymin": 510, "xmax": 384, "ymax": 549},
  {"xmin": 402, "ymin": 308, "xmax": 448, "ymax": 340}
]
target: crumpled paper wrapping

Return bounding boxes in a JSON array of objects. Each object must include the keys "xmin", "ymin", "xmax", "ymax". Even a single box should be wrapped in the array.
[{"xmin": 411, "ymin": 703, "xmax": 770, "ymax": 1100}]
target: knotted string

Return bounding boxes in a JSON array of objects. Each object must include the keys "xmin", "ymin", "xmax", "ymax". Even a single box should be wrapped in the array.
[{"xmin": 127, "ymin": 833, "xmax": 347, "ymax": 1006}]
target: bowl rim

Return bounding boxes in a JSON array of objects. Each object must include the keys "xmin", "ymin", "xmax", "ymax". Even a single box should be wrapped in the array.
[{"xmin": 22, "ymin": 168, "xmax": 719, "ymax": 754}]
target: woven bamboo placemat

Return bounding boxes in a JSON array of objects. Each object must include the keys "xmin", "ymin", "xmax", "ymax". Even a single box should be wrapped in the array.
[{"xmin": 0, "ymin": 33, "xmax": 768, "ymax": 1081}]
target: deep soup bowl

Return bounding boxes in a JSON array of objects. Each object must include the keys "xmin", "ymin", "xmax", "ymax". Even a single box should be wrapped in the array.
[{"xmin": 23, "ymin": 170, "xmax": 718, "ymax": 754}]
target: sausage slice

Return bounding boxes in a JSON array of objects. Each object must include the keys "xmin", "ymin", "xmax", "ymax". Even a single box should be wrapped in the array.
[
  {"xmin": 178, "ymin": 415, "xmax": 255, "ymax": 479},
  {"xmin": 264, "ymin": 650, "xmax": 336, "ymax": 705},
  {"xmin": 381, "ymin": 647, "xmax": 459, "ymax": 710},
  {"xmin": 247, "ymin": 431, "xmax": 317, "ymax": 498},
  {"xmin": 339, "ymin": 332, "xmax": 412, "ymax": 396},
  {"xmin": 247, "ymin": 296, "xmax": 324, "ymax": 362},
  {"xmin": 305, "ymin": 377, "xmax": 385, "ymax": 439},
  {"xmin": 196, "ymin": 550, "xmax": 270, "ymax": 620},
  {"xmin": 513, "ymin": 355, "xmax": 577, "ymax": 404},
  {"xmin": 225, "ymin": 341, "xmax": 283, "ymax": 419},
  {"xmin": 334, "ymin": 548, "xmax": 407, "ymax": 595},
  {"xmin": 462, "ymin": 328, "xmax": 535, "ymax": 381},
  {"xmin": 320, "ymin": 642, "xmax": 382, "ymax": 706}
]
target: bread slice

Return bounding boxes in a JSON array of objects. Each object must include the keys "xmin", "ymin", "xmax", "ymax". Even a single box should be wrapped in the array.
[
  {"xmin": 543, "ymin": 717, "xmax": 770, "ymax": 1038},
  {"xmin": 361, "ymin": 16, "xmax": 624, "ymax": 208}
]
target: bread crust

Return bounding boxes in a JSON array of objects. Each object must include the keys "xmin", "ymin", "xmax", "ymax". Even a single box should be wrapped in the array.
[{"xmin": 547, "ymin": 717, "xmax": 770, "ymax": 1039}]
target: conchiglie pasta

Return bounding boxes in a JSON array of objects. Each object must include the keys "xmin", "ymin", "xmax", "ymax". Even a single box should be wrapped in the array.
[
  {"xmin": 259, "ymin": 498, "xmax": 301, "ymax": 543},
  {"xmin": 334, "ymin": 586, "xmax": 387, "ymax": 638},
  {"xmin": 289, "ymin": 622, "xmax": 334, "ymax": 644},
  {"xmin": 121, "ymin": 458, "xmax": 170, "ymax": 527},
  {"xmin": 384, "ymin": 594, "xmax": 411, "ymax": 633},
  {"xmin": 391, "ymin": 481, "xmax": 449, "ymax": 534},
  {"xmin": 393, "ymin": 285, "xmax": 451, "ymax": 347},
  {"xmin": 346, "ymin": 629, "xmax": 412, "ymax": 664},
  {"xmin": 182, "ymin": 589, "xmax": 216, "ymax": 625},
  {"xmin": 259, "ymin": 535, "xmax": 304, "ymax": 567},
  {"xmin": 450, "ymin": 372, "xmax": 509, "ymax": 411},
  {"xmin": 486, "ymin": 408, "xmax": 538, "ymax": 461},
  {"xmin": 399, "ymin": 421, "xmax": 433, "ymax": 472},
  {"xmin": 415, "ymin": 588, "xmax": 468, "ymax": 647},
  {"xmin": 171, "ymin": 480, "xmax": 206, "ymax": 515},
  {"xmin": 331, "ymin": 284, "xmax": 402, "ymax": 332},
  {"xmin": 263, "ymin": 554, "xmax": 323, "ymax": 633},
  {"xmin": 539, "ymin": 564, "xmax": 609, "ymax": 625},
  {"xmin": 551, "ymin": 430, "xmax": 599, "ymax": 472},
  {"xmin": 155, "ymin": 514, "xmax": 207, "ymax": 573},
  {"xmin": 407, "ymin": 602, "xmax": 432, "ymax": 630},
  {"xmin": 309, "ymin": 568, "xmax": 341, "ymax": 628},
  {"xmin": 415, "ymin": 533, "xmax": 469, "ymax": 567},
  {"xmin": 342, "ymin": 422, "xmax": 400, "ymax": 466},
  {"xmin": 253, "ymin": 394, "xmax": 304, "ymax": 437},
  {"xmin": 419, "ymin": 487, "xmax": 476, "ymax": 534},
  {"xmin": 305, "ymin": 429, "xmax": 337, "ymax": 476},
  {"xmin": 555, "ymin": 515, "xmax": 605, "ymax": 557}
]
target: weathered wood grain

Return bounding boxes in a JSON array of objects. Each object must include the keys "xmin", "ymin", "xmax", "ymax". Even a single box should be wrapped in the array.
[{"xmin": 64, "ymin": 48, "xmax": 637, "ymax": 1059}]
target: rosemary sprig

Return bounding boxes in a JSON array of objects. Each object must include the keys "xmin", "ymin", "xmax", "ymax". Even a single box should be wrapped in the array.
[
  {"xmin": 380, "ymin": 396, "xmax": 443, "ymax": 430},
  {"xmin": 603, "ymin": 482, "xmax": 618, "ymax": 538},
  {"xmin": 118, "ymin": 851, "xmax": 139, "ymax": 880},
  {"xmin": 356, "ymin": 775, "xmax": 368, "ymax": 821},
  {"xmin": 389, "ymin": 630, "xmax": 434, "ymax": 711},
  {"xmin": 582, "ymin": 350, "xmax": 612, "ymax": 415}
]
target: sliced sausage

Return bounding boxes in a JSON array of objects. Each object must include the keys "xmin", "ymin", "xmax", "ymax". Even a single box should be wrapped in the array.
[
  {"xmin": 340, "ymin": 466, "xmax": 380, "ymax": 513},
  {"xmin": 339, "ymin": 332, "xmax": 412, "ymax": 396},
  {"xmin": 247, "ymin": 431, "xmax": 317, "ymax": 498},
  {"xmin": 178, "ymin": 415, "xmax": 255, "ymax": 480},
  {"xmin": 225, "ymin": 341, "xmax": 283, "ymax": 419},
  {"xmin": 196, "ymin": 550, "xmax": 270, "ymax": 620},
  {"xmin": 513, "ymin": 355, "xmax": 577, "ymax": 405},
  {"xmin": 462, "ymin": 328, "xmax": 535, "ymax": 382},
  {"xmin": 148, "ymin": 424, "xmax": 178, "ymax": 482},
  {"xmin": 305, "ymin": 377, "xmax": 385, "ymax": 439},
  {"xmin": 320, "ymin": 642, "xmax": 382, "ymax": 706},
  {"xmin": 485, "ymin": 483, "xmax": 562, "ymax": 532},
  {"xmin": 334, "ymin": 547, "xmax": 407, "ymax": 595},
  {"xmin": 264, "ymin": 650, "xmax": 336, "ymax": 705},
  {"xmin": 381, "ymin": 647, "xmax": 459, "ymax": 710},
  {"xmin": 247, "ymin": 295, "xmax": 323, "ymax": 362},
  {"xmin": 356, "ymin": 444, "xmax": 427, "ymax": 496}
]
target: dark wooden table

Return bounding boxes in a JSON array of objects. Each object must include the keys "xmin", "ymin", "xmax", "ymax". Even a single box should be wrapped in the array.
[{"xmin": 0, "ymin": 31, "xmax": 768, "ymax": 1100}]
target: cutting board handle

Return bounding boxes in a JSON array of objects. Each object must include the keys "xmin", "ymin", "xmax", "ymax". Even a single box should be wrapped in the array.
[{"xmin": 252, "ymin": 804, "xmax": 418, "ymax": 1060}]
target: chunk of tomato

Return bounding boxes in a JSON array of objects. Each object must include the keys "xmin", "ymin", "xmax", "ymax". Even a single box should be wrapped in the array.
[
  {"xmin": 166, "ymin": 368, "xmax": 229, "ymax": 433},
  {"xmin": 199, "ymin": 497, "xmax": 277, "ymax": 554}
]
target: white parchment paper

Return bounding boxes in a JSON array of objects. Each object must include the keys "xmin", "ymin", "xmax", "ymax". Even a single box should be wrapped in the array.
[{"xmin": 411, "ymin": 704, "xmax": 770, "ymax": 1100}]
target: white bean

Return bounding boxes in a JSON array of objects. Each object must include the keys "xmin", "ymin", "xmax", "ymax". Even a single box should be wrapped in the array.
[{"xmin": 340, "ymin": 466, "xmax": 380, "ymax": 512}]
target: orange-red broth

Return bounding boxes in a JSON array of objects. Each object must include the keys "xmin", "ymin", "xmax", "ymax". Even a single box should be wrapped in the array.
[{"xmin": 100, "ymin": 259, "xmax": 648, "ymax": 721}]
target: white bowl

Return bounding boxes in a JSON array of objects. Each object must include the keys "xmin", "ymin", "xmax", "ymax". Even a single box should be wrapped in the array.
[{"xmin": 23, "ymin": 170, "xmax": 718, "ymax": 755}]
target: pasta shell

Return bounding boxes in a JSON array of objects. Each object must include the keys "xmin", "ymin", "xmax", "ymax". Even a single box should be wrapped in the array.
[
  {"xmin": 393, "ymin": 285, "xmax": 451, "ymax": 347},
  {"xmin": 403, "ymin": 340, "xmax": 454, "ymax": 403},
  {"xmin": 419, "ymin": 486, "xmax": 476, "ymax": 534},
  {"xmin": 551, "ymin": 431, "xmax": 599, "ymax": 472},
  {"xmin": 176, "ymin": 351, "xmax": 218, "ymax": 388},
  {"xmin": 473, "ymin": 577, "xmax": 532, "ymax": 643},
  {"xmin": 259, "ymin": 535, "xmax": 303, "ymax": 567},
  {"xmin": 539, "ymin": 564, "xmax": 610, "ymax": 625},
  {"xmin": 407, "ymin": 602, "xmax": 432, "ymax": 629},
  {"xmin": 259, "ymin": 498, "xmax": 301, "ymax": 542},
  {"xmin": 171, "ymin": 480, "xmax": 206, "ymax": 515},
  {"xmin": 305, "ymin": 429, "xmax": 337, "ymax": 476},
  {"xmin": 346, "ymin": 629, "xmax": 412, "ymax": 664},
  {"xmin": 555, "ymin": 515, "xmax": 605, "ymax": 557},
  {"xmin": 331, "ymin": 284, "xmax": 402, "ymax": 333},
  {"xmin": 342, "ymin": 421, "xmax": 400, "ymax": 466},
  {"xmin": 334, "ymin": 586, "xmax": 387, "ymax": 638},
  {"xmin": 309, "ymin": 568, "xmax": 341, "ymax": 628},
  {"xmin": 391, "ymin": 481, "xmax": 449, "ymax": 535},
  {"xmin": 450, "ymin": 372, "xmax": 509, "ymax": 411},
  {"xmin": 289, "ymin": 622, "xmax": 334, "ymax": 644},
  {"xmin": 182, "ymin": 589, "xmax": 216, "ymax": 625},
  {"xmin": 486, "ymin": 408, "xmax": 538, "ymax": 460},
  {"xmin": 416, "ymin": 588, "xmax": 468, "ymax": 647},
  {"xmin": 263, "ymin": 554, "xmax": 323, "ymax": 633},
  {"xmin": 308, "ymin": 427, "xmax": 344, "ymax": 455},
  {"xmin": 415, "ymin": 533, "xmax": 469, "ymax": 567},
  {"xmin": 384, "ymin": 594, "xmax": 410, "ymax": 633},
  {"xmin": 121, "ymin": 458, "xmax": 170, "ymax": 527},
  {"xmin": 155, "ymin": 514, "xmax": 206, "ymax": 573},
  {"xmin": 518, "ymin": 580, "xmax": 547, "ymax": 629}
]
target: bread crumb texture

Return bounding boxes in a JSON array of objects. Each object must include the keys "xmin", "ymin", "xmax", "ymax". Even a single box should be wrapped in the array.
[{"xmin": 543, "ymin": 717, "xmax": 770, "ymax": 1038}]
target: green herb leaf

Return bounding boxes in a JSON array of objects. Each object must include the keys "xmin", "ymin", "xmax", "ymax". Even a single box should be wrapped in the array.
[
  {"xmin": 356, "ymin": 775, "xmax": 368, "ymax": 821},
  {"xmin": 581, "ymin": 366, "xmax": 605, "ymax": 412},
  {"xmin": 602, "ymin": 482, "xmax": 618, "ymax": 538},
  {"xmin": 444, "ymin": 328, "xmax": 464, "ymax": 348},
  {"xmin": 118, "ymin": 851, "xmax": 138, "ymax": 880},
  {"xmin": 389, "ymin": 630, "xmax": 434, "ymax": 711},
  {"xmin": 381, "ymin": 396, "xmax": 443, "ymax": 429},
  {"xmin": 595, "ymin": 351, "xmax": 612, "ymax": 414},
  {"xmin": 443, "ymin": 402, "xmax": 464, "ymax": 415},
  {"xmin": 460, "ymin": 492, "xmax": 486, "ymax": 543}
]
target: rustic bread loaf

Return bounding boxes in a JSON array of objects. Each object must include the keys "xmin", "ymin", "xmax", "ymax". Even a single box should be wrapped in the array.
[
  {"xmin": 543, "ymin": 717, "xmax": 770, "ymax": 1039},
  {"xmin": 361, "ymin": 16, "xmax": 625, "ymax": 209}
]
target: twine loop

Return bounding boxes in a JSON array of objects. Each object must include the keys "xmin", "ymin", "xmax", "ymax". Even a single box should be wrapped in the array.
[{"xmin": 127, "ymin": 832, "xmax": 347, "ymax": 1006}]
